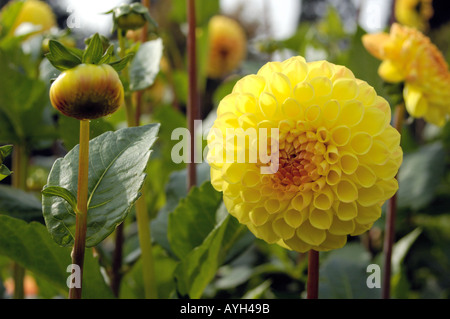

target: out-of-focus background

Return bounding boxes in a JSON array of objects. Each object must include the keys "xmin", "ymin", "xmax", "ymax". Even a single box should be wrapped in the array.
[{"xmin": 0, "ymin": 0, "xmax": 450, "ymax": 299}]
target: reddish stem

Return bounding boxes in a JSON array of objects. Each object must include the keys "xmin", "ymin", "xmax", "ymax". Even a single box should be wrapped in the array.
[
  {"xmin": 186, "ymin": 0, "xmax": 199, "ymax": 189},
  {"xmin": 307, "ymin": 250, "xmax": 319, "ymax": 299},
  {"xmin": 381, "ymin": 103, "xmax": 405, "ymax": 299}
]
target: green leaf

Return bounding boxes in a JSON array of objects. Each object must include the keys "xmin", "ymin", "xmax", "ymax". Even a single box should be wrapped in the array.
[
  {"xmin": 0, "ymin": 145, "xmax": 12, "ymax": 181},
  {"xmin": 0, "ymin": 185, "xmax": 43, "ymax": 223},
  {"xmin": 391, "ymin": 228, "xmax": 422, "ymax": 276},
  {"xmin": 167, "ymin": 183, "xmax": 250, "ymax": 298},
  {"xmin": 109, "ymin": 53, "xmax": 135, "ymax": 72},
  {"xmin": 46, "ymin": 40, "xmax": 82, "ymax": 71},
  {"xmin": 119, "ymin": 245, "xmax": 177, "ymax": 298},
  {"xmin": 0, "ymin": 165, "xmax": 11, "ymax": 181},
  {"xmin": 111, "ymin": 4, "xmax": 132, "ymax": 16},
  {"xmin": 128, "ymin": 38, "xmax": 163, "ymax": 91},
  {"xmin": 43, "ymin": 124, "xmax": 160, "ymax": 247},
  {"xmin": 82, "ymin": 33, "xmax": 104, "ymax": 64},
  {"xmin": 0, "ymin": 144, "xmax": 13, "ymax": 160},
  {"xmin": 319, "ymin": 243, "xmax": 380, "ymax": 298},
  {"xmin": 0, "ymin": 50, "xmax": 52, "ymax": 145},
  {"xmin": 397, "ymin": 142, "xmax": 446, "ymax": 210},
  {"xmin": 58, "ymin": 116, "xmax": 115, "ymax": 151},
  {"xmin": 0, "ymin": 0, "xmax": 24, "ymax": 36},
  {"xmin": 151, "ymin": 162, "xmax": 211, "ymax": 254},
  {"xmin": 174, "ymin": 213, "xmax": 246, "ymax": 298},
  {"xmin": 168, "ymin": 182, "xmax": 223, "ymax": 260},
  {"xmin": 42, "ymin": 186, "xmax": 78, "ymax": 213},
  {"xmin": 0, "ymin": 215, "xmax": 114, "ymax": 298},
  {"xmin": 98, "ymin": 45, "xmax": 115, "ymax": 65},
  {"xmin": 389, "ymin": 228, "xmax": 422, "ymax": 298}
]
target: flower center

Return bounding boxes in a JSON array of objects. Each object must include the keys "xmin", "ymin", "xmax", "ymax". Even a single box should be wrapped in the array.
[{"xmin": 271, "ymin": 129, "xmax": 329, "ymax": 193}]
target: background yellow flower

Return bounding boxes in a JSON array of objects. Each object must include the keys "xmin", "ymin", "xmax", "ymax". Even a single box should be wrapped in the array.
[
  {"xmin": 207, "ymin": 56, "xmax": 402, "ymax": 253},
  {"xmin": 395, "ymin": 0, "xmax": 434, "ymax": 32},
  {"xmin": 7, "ymin": 0, "xmax": 56, "ymax": 35},
  {"xmin": 207, "ymin": 15, "xmax": 247, "ymax": 79},
  {"xmin": 363, "ymin": 23, "xmax": 450, "ymax": 126}
]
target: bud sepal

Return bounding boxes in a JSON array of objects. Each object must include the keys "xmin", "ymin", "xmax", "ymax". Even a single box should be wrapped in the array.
[{"xmin": 45, "ymin": 33, "xmax": 134, "ymax": 72}]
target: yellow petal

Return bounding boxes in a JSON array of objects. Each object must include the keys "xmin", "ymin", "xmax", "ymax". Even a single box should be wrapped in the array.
[
  {"xmin": 404, "ymin": 84, "xmax": 428, "ymax": 117},
  {"xmin": 378, "ymin": 60, "xmax": 405, "ymax": 83},
  {"xmin": 362, "ymin": 33, "xmax": 390, "ymax": 60}
]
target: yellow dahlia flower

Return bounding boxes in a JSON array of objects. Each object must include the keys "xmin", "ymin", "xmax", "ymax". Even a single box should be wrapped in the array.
[
  {"xmin": 207, "ymin": 15, "xmax": 247, "ymax": 79},
  {"xmin": 395, "ymin": 0, "xmax": 433, "ymax": 32},
  {"xmin": 207, "ymin": 56, "xmax": 402, "ymax": 253},
  {"xmin": 8, "ymin": 0, "xmax": 56, "ymax": 35},
  {"xmin": 362, "ymin": 23, "xmax": 450, "ymax": 126}
]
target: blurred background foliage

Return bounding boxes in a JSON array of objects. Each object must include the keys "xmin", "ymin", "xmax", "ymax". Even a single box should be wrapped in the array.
[{"xmin": 0, "ymin": 0, "xmax": 449, "ymax": 299}]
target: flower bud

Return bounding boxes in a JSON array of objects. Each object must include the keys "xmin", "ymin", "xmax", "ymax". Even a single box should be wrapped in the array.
[
  {"xmin": 117, "ymin": 12, "xmax": 147, "ymax": 31},
  {"xmin": 49, "ymin": 64, "xmax": 124, "ymax": 120},
  {"xmin": 107, "ymin": 3, "xmax": 157, "ymax": 32}
]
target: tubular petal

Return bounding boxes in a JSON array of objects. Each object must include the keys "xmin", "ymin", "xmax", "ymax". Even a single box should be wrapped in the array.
[{"xmin": 207, "ymin": 56, "xmax": 402, "ymax": 252}]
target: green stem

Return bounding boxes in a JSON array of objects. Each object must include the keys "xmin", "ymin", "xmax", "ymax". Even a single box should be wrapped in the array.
[
  {"xmin": 135, "ymin": 193, "xmax": 158, "ymax": 298},
  {"xmin": 116, "ymin": 27, "xmax": 157, "ymax": 299},
  {"xmin": 69, "ymin": 119, "xmax": 90, "ymax": 299},
  {"xmin": 118, "ymin": 28, "xmax": 136, "ymax": 127},
  {"xmin": 382, "ymin": 103, "xmax": 405, "ymax": 299},
  {"xmin": 12, "ymin": 143, "xmax": 28, "ymax": 299}
]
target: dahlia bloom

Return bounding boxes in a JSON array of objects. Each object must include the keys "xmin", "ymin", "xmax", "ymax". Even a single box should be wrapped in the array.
[
  {"xmin": 207, "ymin": 15, "xmax": 247, "ymax": 79},
  {"xmin": 363, "ymin": 23, "xmax": 450, "ymax": 126},
  {"xmin": 395, "ymin": 0, "xmax": 433, "ymax": 32},
  {"xmin": 207, "ymin": 56, "xmax": 402, "ymax": 252}
]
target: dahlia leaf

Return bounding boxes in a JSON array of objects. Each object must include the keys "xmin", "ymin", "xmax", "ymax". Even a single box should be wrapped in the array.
[
  {"xmin": 46, "ymin": 39, "xmax": 81, "ymax": 71},
  {"xmin": 128, "ymin": 38, "xmax": 163, "ymax": 91},
  {"xmin": 42, "ymin": 186, "xmax": 78, "ymax": 214},
  {"xmin": 42, "ymin": 123, "xmax": 160, "ymax": 247},
  {"xmin": 108, "ymin": 52, "xmax": 135, "ymax": 72},
  {"xmin": 168, "ymin": 182, "xmax": 223, "ymax": 260},
  {"xmin": 98, "ymin": 44, "xmax": 114, "ymax": 65},
  {"xmin": 0, "ymin": 185, "xmax": 43, "ymax": 223},
  {"xmin": 0, "ymin": 145, "xmax": 12, "ymax": 181},
  {"xmin": 174, "ymin": 214, "xmax": 245, "ymax": 298},
  {"xmin": 319, "ymin": 243, "xmax": 380, "ymax": 298},
  {"xmin": 397, "ymin": 142, "xmax": 445, "ymax": 210},
  {"xmin": 0, "ymin": 144, "xmax": 13, "ymax": 159},
  {"xmin": 0, "ymin": 50, "xmax": 54, "ymax": 146},
  {"xmin": 57, "ymin": 115, "xmax": 115, "ymax": 151},
  {"xmin": 0, "ymin": 215, "xmax": 114, "ymax": 299},
  {"xmin": 0, "ymin": 164, "xmax": 11, "ymax": 181},
  {"xmin": 151, "ymin": 161, "xmax": 211, "ymax": 255}
]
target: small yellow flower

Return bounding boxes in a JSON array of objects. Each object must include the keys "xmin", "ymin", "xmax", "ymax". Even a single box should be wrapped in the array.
[
  {"xmin": 207, "ymin": 15, "xmax": 247, "ymax": 79},
  {"xmin": 8, "ymin": 0, "xmax": 56, "ymax": 35},
  {"xmin": 395, "ymin": 0, "xmax": 433, "ymax": 32},
  {"xmin": 363, "ymin": 23, "xmax": 450, "ymax": 126},
  {"xmin": 207, "ymin": 56, "xmax": 402, "ymax": 252}
]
